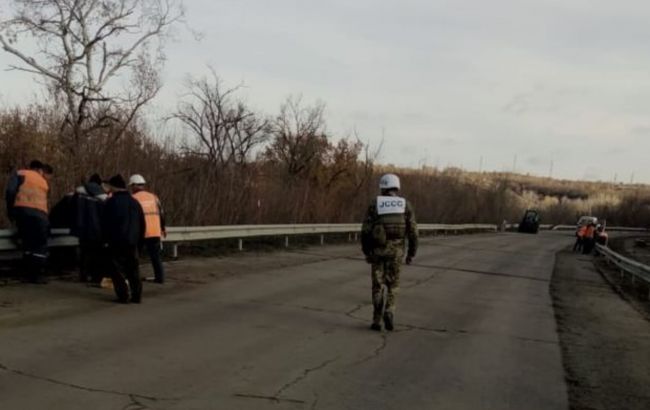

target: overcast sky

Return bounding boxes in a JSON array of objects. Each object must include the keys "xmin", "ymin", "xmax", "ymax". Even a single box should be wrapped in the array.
[{"xmin": 1, "ymin": 0, "xmax": 649, "ymax": 182}]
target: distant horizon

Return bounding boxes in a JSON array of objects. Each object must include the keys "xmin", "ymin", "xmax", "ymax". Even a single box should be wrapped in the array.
[{"xmin": 373, "ymin": 162, "xmax": 648, "ymax": 187}]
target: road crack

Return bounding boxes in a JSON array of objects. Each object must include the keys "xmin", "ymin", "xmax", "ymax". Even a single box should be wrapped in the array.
[
  {"xmin": 275, "ymin": 357, "xmax": 339, "ymax": 398},
  {"xmin": 0, "ymin": 362, "xmax": 180, "ymax": 403},
  {"xmin": 310, "ymin": 393, "xmax": 320, "ymax": 410},
  {"xmin": 349, "ymin": 333, "xmax": 388, "ymax": 366},
  {"xmin": 344, "ymin": 303, "xmax": 371, "ymax": 322},
  {"xmin": 409, "ymin": 262, "xmax": 550, "ymax": 283},
  {"xmin": 396, "ymin": 324, "xmax": 470, "ymax": 335},
  {"xmin": 248, "ymin": 300, "xmax": 367, "ymax": 324},
  {"xmin": 122, "ymin": 395, "xmax": 151, "ymax": 410},
  {"xmin": 233, "ymin": 393, "xmax": 306, "ymax": 405}
]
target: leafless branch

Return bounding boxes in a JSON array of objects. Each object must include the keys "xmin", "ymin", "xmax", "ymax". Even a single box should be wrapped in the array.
[{"xmin": 0, "ymin": 0, "xmax": 184, "ymax": 157}]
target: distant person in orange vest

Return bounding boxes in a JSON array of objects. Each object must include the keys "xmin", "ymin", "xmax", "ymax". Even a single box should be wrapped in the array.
[
  {"xmin": 582, "ymin": 222, "xmax": 596, "ymax": 254},
  {"xmin": 129, "ymin": 174, "xmax": 166, "ymax": 284},
  {"xmin": 4, "ymin": 160, "xmax": 53, "ymax": 284},
  {"xmin": 573, "ymin": 224, "xmax": 587, "ymax": 252}
]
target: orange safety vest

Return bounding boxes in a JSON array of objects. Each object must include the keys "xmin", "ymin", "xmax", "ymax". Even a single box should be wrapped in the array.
[
  {"xmin": 133, "ymin": 190, "xmax": 162, "ymax": 238},
  {"xmin": 584, "ymin": 226, "xmax": 595, "ymax": 239},
  {"xmin": 577, "ymin": 226, "xmax": 587, "ymax": 237},
  {"xmin": 14, "ymin": 170, "xmax": 49, "ymax": 214}
]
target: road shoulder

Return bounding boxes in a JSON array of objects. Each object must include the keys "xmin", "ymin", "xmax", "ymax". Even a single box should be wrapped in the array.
[{"xmin": 551, "ymin": 250, "xmax": 650, "ymax": 410}]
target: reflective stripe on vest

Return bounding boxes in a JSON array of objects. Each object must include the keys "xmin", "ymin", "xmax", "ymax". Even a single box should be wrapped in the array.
[
  {"xmin": 133, "ymin": 191, "xmax": 162, "ymax": 238},
  {"xmin": 14, "ymin": 170, "xmax": 49, "ymax": 214}
]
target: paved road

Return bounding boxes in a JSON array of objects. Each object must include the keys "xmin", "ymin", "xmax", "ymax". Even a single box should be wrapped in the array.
[{"xmin": 0, "ymin": 232, "xmax": 572, "ymax": 410}]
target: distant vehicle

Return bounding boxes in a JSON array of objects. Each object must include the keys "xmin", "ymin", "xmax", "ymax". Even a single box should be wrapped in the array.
[
  {"xmin": 518, "ymin": 209, "xmax": 540, "ymax": 234},
  {"xmin": 576, "ymin": 216, "xmax": 598, "ymax": 227},
  {"xmin": 575, "ymin": 216, "xmax": 597, "ymax": 232}
]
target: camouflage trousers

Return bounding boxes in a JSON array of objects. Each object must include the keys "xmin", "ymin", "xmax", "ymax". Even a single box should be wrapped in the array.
[{"xmin": 370, "ymin": 255, "xmax": 402, "ymax": 324}]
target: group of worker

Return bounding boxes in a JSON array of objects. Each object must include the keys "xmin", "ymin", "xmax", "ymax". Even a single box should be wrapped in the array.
[
  {"xmin": 573, "ymin": 222, "xmax": 608, "ymax": 254},
  {"xmin": 4, "ymin": 160, "xmax": 166, "ymax": 304},
  {"xmin": 5, "ymin": 162, "xmax": 417, "ymax": 329}
]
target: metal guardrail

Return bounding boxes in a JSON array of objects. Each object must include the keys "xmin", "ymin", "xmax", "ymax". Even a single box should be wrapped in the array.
[
  {"xmin": 552, "ymin": 225, "xmax": 649, "ymax": 232},
  {"xmin": 596, "ymin": 243, "xmax": 650, "ymax": 285},
  {"xmin": 504, "ymin": 224, "xmax": 649, "ymax": 232},
  {"xmin": 0, "ymin": 223, "xmax": 498, "ymax": 253}
]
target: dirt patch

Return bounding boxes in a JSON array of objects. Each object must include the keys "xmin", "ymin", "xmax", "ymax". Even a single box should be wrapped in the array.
[{"xmin": 551, "ymin": 250, "xmax": 650, "ymax": 410}]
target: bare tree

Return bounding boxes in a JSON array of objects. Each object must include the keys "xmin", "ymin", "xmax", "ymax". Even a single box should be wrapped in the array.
[
  {"xmin": 0, "ymin": 0, "xmax": 184, "ymax": 155},
  {"xmin": 265, "ymin": 95, "xmax": 330, "ymax": 177},
  {"xmin": 171, "ymin": 69, "xmax": 270, "ymax": 169}
]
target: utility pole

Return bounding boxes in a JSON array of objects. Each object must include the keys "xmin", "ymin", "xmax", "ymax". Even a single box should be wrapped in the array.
[
  {"xmin": 548, "ymin": 160, "xmax": 554, "ymax": 178},
  {"xmin": 479, "ymin": 156, "xmax": 483, "ymax": 173},
  {"xmin": 512, "ymin": 155, "xmax": 517, "ymax": 173},
  {"xmin": 630, "ymin": 173, "xmax": 635, "ymax": 184}
]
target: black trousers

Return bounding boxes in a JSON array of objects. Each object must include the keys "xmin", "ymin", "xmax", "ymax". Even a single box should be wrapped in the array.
[
  {"xmin": 573, "ymin": 237, "xmax": 583, "ymax": 252},
  {"xmin": 15, "ymin": 211, "xmax": 49, "ymax": 281},
  {"xmin": 109, "ymin": 245, "xmax": 142, "ymax": 302},
  {"xmin": 144, "ymin": 237, "xmax": 165, "ymax": 283},
  {"xmin": 79, "ymin": 242, "xmax": 108, "ymax": 283}
]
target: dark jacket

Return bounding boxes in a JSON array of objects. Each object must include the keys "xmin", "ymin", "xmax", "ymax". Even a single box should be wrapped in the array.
[
  {"xmin": 102, "ymin": 191, "xmax": 145, "ymax": 247},
  {"xmin": 49, "ymin": 194, "xmax": 74, "ymax": 228},
  {"xmin": 5, "ymin": 171, "xmax": 23, "ymax": 221},
  {"xmin": 71, "ymin": 182, "xmax": 107, "ymax": 243}
]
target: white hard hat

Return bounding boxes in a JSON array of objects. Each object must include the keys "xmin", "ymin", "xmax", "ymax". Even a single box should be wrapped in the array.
[
  {"xmin": 128, "ymin": 174, "xmax": 146, "ymax": 186},
  {"xmin": 379, "ymin": 173, "xmax": 400, "ymax": 190}
]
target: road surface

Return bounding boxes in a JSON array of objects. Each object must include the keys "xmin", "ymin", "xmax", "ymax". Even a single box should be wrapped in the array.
[{"xmin": 0, "ymin": 232, "xmax": 572, "ymax": 410}]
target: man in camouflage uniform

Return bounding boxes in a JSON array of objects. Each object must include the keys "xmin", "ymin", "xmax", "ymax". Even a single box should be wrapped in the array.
[{"xmin": 361, "ymin": 173, "xmax": 418, "ymax": 331}]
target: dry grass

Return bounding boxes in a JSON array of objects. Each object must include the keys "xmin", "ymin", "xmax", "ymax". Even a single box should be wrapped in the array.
[{"xmin": 1, "ymin": 105, "xmax": 648, "ymax": 228}]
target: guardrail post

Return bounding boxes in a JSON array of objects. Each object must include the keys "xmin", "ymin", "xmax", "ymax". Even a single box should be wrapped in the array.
[
  {"xmin": 285, "ymin": 236, "xmax": 289, "ymax": 248},
  {"xmin": 320, "ymin": 234, "xmax": 324, "ymax": 246},
  {"xmin": 238, "ymin": 239, "xmax": 243, "ymax": 251},
  {"xmin": 354, "ymin": 233, "xmax": 358, "ymax": 242},
  {"xmin": 171, "ymin": 243, "xmax": 178, "ymax": 259}
]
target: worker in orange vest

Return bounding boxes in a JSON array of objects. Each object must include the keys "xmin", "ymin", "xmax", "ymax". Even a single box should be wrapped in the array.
[
  {"xmin": 573, "ymin": 224, "xmax": 587, "ymax": 252},
  {"xmin": 5, "ymin": 160, "xmax": 53, "ymax": 283},
  {"xmin": 129, "ymin": 174, "xmax": 166, "ymax": 284},
  {"xmin": 583, "ymin": 222, "xmax": 596, "ymax": 254}
]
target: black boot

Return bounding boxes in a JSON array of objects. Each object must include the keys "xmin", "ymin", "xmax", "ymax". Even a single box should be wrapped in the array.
[{"xmin": 383, "ymin": 312, "xmax": 394, "ymax": 331}]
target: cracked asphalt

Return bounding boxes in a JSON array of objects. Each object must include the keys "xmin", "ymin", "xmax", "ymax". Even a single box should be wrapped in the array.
[{"xmin": 0, "ymin": 232, "xmax": 572, "ymax": 409}]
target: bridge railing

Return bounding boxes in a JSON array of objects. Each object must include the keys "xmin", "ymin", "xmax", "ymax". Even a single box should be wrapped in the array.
[
  {"xmin": 0, "ymin": 223, "xmax": 498, "ymax": 254},
  {"xmin": 596, "ymin": 244, "xmax": 650, "ymax": 285}
]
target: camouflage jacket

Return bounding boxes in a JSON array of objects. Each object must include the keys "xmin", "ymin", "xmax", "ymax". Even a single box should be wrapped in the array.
[{"xmin": 361, "ymin": 196, "xmax": 418, "ymax": 259}]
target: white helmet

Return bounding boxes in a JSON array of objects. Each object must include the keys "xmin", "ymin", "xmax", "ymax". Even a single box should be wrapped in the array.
[
  {"xmin": 379, "ymin": 173, "xmax": 400, "ymax": 191},
  {"xmin": 128, "ymin": 174, "xmax": 146, "ymax": 186}
]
